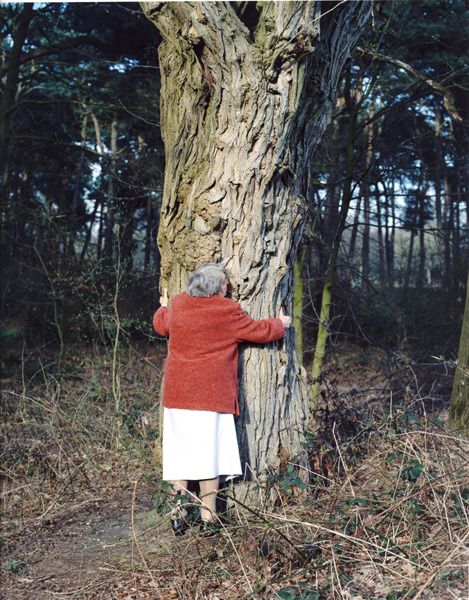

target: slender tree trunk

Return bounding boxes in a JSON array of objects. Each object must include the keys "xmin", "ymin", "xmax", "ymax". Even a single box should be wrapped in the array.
[
  {"xmin": 453, "ymin": 190, "xmax": 461, "ymax": 302},
  {"xmin": 69, "ymin": 112, "xmax": 88, "ymax": 258},
  {"xmin": 443, "ymin": 172, "xmax": 452, "ymax": 300},
  {"xmin": 417, "ymin": 191, "xmax": 426, "ymax": 292},
  {"xmin": 449, "ymin": 267, "xmax": 469, "ymax": 432},
  {"xmin": 390, "ymin": 173, "xmax": 396, "ymax": 286},
  {"xmin": 97, "ymin": 205, "xmax": 105, "ymax": 260},
  {"xmin": 310, "ymin": 106, "xmax": 357, "ymax": 404},
  {"xmin": 383, "ymin": 179, "xmax": 392, "ymax": 286},
  {"xmin": 404, "ymin": 230, "xmax": 415, "ymax": 293},
  {"xmin": 104, "ymin": 119, "xmax": 118, "ymax": 265},
  {"xmin": 142, "ymin": 1, "xmax": 371, "ymax": 475},
  {"xmin": 375, "ymin": 183, "xmax": 385, "ymax": 287},
  {"xmin": 348, "ymin": 193, "xmax": 361, "ymax": 278},
  {"xmin": 293, "ymin": 253, "xmax": 304, "ymax": 366},
  {"xmin": 361, "ymin": 178, "xmax": 370, "ymax": 288},
  {"xmin": 79, "ymin": 196, "xmax": 100, "ymax": 267},
  {"xmin": 361, "ymin": 120, "xmax": 373, "ymax": 290},
  {"xmin": 434, "ymin": 108, "xmax": 442, "ymax": 230}
]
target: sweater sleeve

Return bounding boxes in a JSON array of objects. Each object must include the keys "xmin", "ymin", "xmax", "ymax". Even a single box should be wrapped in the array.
[
  {"xmin": 153, "ymin": 306, "xmax": 170, "ymax": 337},
  {"xmin": 229, "ymin": 302, "xmax": 285, "ymax": 343}
]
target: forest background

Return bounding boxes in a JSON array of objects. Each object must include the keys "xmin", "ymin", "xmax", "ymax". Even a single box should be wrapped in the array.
[{"xmin": 1, "ymin": 2, "xmax": 468, "ymax": 599}]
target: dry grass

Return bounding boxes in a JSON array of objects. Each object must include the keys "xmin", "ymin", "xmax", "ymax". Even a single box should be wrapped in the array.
[{"xmin": 1, "ymin": 345, "xmax": 468, "ymax": 599}]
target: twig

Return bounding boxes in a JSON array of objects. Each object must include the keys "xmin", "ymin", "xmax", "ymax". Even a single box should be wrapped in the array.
[
  {"xmin": 409, "ymin": 531, "xmax": 469, "ymax": 600},
  {"xmin": 265, "ymin": 512, "xmax": 430, "ymax": 572}
]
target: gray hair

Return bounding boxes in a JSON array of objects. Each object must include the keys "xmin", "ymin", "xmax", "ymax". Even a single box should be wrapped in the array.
[{"xmin": 188, "ymin": 262, "xmax": 227, "ymax": 297}]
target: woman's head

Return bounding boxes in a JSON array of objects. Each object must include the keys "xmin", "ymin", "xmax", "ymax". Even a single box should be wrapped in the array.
[{"xmin": 188, "ymin": 263, "xmax": 228, "ymax": 297}]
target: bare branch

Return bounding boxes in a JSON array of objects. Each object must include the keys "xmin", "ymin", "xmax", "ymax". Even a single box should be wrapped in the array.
[{"xmin": 357, "ymin": 46, "xmax": 463, "ymax": 124}]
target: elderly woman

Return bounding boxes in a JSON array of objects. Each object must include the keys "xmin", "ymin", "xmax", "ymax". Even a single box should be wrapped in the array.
[{"xmin": 153, "ymin": 262, "xmax": 291, "ymax": 535}]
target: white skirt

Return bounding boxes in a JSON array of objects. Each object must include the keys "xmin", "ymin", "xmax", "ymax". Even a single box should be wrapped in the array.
[{"xmin": 162, "ymin": 407, "xmax": 242, "ymax": 481}]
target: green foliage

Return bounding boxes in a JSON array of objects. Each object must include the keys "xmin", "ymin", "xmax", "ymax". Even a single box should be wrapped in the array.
[
  {"xmin": 270, "ymin": 464, "xmax": 309, "ymax": 498},
  {"xmin": 153, "ymin": 479, "xmax": 177, "ymax": 515},
  {"xmin": 401, "ymin": 460, "xmax": 424, "ymax": 482},
  {"xmin": 3, "ymin": 559, "xmax": 24, "ymax": 574},
  {"xmin": 276, "ymin": 586, "xmax": 320, "ymax": 600},
  {"xmin": 386, "ymin": 591, "xmax": 406, "ymax": 600}
]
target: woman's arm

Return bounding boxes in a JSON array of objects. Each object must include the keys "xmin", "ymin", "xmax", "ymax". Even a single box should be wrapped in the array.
[
  {"xmin": 229, "ymin": 303, "xmax": 290, "ymax": 343},
  {"xmin": 152, "ymin": 288, "xmax": 170, "ymax": 336}
]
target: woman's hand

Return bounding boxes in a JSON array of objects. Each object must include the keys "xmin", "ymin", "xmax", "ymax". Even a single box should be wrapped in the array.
[
  {"xmin": 160, "ymin": 287, "xmax": 169, "ymax": 307},
  {"xmin": 278, "ymin": 308, "xmax": 292, "ymax": 328}
]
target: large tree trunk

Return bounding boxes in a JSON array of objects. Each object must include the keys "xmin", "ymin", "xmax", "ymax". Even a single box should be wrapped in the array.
[{"xmin": 142, "ymin": 1, "xmax": 371, "ymax": 476}]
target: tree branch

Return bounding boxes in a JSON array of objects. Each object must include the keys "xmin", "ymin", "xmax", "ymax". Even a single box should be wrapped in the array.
[
  {"xmin": 357, "ymin": 46, "xmax": 463, "ymax": 124},
  {"xmin": 0, "ymin": 35, "xmax": 112, "ymax": 76}
]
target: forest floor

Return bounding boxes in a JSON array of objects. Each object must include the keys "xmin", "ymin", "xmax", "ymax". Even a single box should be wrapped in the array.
[{"xmin": 1, "ymin": 342, "xmax": 468, "ymax": 600}]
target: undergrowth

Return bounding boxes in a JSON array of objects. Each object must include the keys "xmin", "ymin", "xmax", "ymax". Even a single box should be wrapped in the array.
[{"xmin": 1, "ymin": 345, "xmax": 467, "ymax": 599}]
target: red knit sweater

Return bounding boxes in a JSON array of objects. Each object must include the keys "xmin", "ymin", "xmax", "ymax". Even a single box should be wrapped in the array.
[{"xmin": 152, "ymin": 292, "xmax": 285, "ymax": 415}]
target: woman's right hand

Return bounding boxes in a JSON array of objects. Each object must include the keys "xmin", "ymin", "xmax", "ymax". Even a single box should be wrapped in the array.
[
  {"xmin": 160, "ymin": 287, "xmax": 169, "ymax": 307},
  {"xmin": 278, "ymin": 308, "xmax": 292, "ymax": 328}
]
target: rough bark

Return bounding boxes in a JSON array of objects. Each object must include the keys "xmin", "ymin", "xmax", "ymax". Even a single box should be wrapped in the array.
[{"xmin": 141, "ymin": 0, "xmax": 371, "ymax": 476}]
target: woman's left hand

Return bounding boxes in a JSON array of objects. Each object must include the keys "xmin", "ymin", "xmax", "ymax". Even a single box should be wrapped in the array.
[
  {"xmin": 160, "ymin": 288, "xmax": 169, "ymax": 307},
  {"xmin": 278, "ymin": 308, "xmax": 292, "ymax": 328}
]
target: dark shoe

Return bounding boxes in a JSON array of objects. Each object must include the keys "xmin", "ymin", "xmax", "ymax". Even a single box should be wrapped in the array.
[
  {"xmin": 199, "ymin": 520, "xmax": 220, "ymax": 537},
  {"xmin": 171, "ymin": 517, "xmax": 188, "ymax": 537}
]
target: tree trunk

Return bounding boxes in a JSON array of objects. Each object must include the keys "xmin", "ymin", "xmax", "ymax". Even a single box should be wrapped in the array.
[
  {"xmin": 449, "ymin": 268, "xmax": 469, "ymax": 432},
  {"xmin": 0, "ymin": 4, "xmax": 34, "ymax": 297},
  {"xmin": 443, "ymin": 172, "xmax": 452, "ymax": 302},
  {"xmin": 375, "ymin": 183, "xmax": 385, "ymax": 287},
  {"xmin": 390, "ymin": 173, "xmax": 396, "ymax": 286},
  {"xmin": 104, "ymin": 118, "xmax": 118, "ymax": 265},
  {"xmin": 434, "ymin": 108, "xmax": 442, "ymax": 230},
  {"xmin": 382, "ymin": 178, "xmax": 392, "ymax": 287},
  {"xmin": 293, "ymin": 254, "xmax": 304, "ymax": 366},
  {"xmin": 417, "ymin": 190, "xmax": 426, "ymax": 292},
  {"xmin": 310, "ymin": 104, "xmax": 357, "ymax": 404},
  {"xmin": 404, "ymin": 230, "xmax": 415, "ymax": 293},
  {"xmin": 348, "ymin": 193, "xmax": 361, "ymax": 280},
  {"xmin": 69, "ymin": 111, "xmax": 88, "ymax": 258},
  {"xmin": 142, "ymin": 0, "xmax": 371, "ymax": 476},
  {"xmin": 79, "ymin": 196, "xmax": 100, "ymax": 266}
]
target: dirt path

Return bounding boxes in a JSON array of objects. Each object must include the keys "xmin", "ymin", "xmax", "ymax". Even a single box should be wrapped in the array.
[{"xmin": 2, "ymin": 486, "xmax": 171, "ymax": 599}]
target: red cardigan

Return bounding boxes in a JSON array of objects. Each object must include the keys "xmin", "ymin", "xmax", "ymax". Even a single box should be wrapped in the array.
[{"xmin": 152, "ymin": 292, "xmax": 285, "ymax": 415}]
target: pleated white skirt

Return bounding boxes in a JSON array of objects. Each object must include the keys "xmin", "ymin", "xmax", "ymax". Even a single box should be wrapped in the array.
[{"xmin": 162, "ymin": 407, "xmax": 243, "ymax": 481}]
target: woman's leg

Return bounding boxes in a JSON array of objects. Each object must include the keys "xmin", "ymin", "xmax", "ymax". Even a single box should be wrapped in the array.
[
  {"xmin": 169, "ymin": 480, "xmax": 189, "ymax": 517},
  {"xmin": 170, "ymin": 480, "xmax": 189, "ymax": 494},
  {"xmin": 199, "ymin": 476, "xmax": 219, "ymax": 522}
]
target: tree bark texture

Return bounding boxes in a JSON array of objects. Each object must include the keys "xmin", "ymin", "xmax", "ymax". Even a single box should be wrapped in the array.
[{"xmin": 142, "ymin": 1, "xmax": 371, "ymax": 476}]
